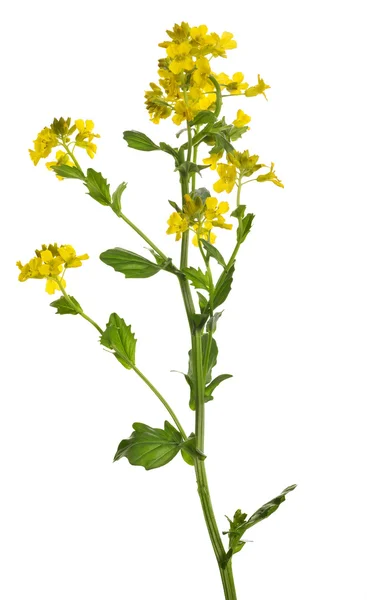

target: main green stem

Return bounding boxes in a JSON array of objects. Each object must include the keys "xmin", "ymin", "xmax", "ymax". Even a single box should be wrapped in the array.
[{"xmin": 178, "ymin": 101, "xmax": 237, "ymax": 599}]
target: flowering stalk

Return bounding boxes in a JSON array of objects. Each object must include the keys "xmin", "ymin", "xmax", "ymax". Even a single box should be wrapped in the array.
[{"xmin": 20, "ymin": 21, "xmax": 296, "ymax": 600}]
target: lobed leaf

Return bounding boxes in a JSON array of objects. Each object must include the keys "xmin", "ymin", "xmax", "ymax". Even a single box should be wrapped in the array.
[
  {"xmin": 49, "ymin": 296, "xmax": 82, "ymax": 315},
  {"xmin": 84, "ymin": 169, "xmax": 111, "ymax": 206},
  {"xmin": 100, "ymin": 313, "xmax": 137, "ymax": 369},
  {"xmin": 183, "ymin": 266, "xmax": 210, "ymax": 291},
  {"xmin": 114, "ymin": 421, "xmax": 183, "ymax": 470}
]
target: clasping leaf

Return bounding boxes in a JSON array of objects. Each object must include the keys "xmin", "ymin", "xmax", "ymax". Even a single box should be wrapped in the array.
[
  {"xmin": 223, "ymin": 484, "xmax": 297, "ymax": 564},
  {"xmin": 100, "ymin": 248, "xmax": 163, "ymax": 278},
  {"xmin": 114, "ymin": 421, "xmax": 184, "ymax": 470}
]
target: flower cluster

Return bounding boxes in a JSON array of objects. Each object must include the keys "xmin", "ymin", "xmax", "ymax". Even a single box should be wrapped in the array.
[
  {"xmin": 17, "ymin": 244, "xmax": 89, "ymax": 294},
  {"xmin": 213, "ymin": 150, "xmax": 284, "ymax": 193},
  {"xmin": 29, "ymin": 117, "xmax": 100, "ymax": 177},
  {"xmin": 145, "ymin": 22, "xmax": 269, "ymax": 126},
  {"xmin": 166, "ymin": 193, "xmax": 233, "ymax": 246}
]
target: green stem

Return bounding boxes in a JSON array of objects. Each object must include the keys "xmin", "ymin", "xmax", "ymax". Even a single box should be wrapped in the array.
[
  {"xmin": 131, "ymin": 365, "xmax": 187, "ymax": 440},
  {"xmin": 60, "ymin": 142, "xmax": 82, "ymax": 171},
  {"xmin": 117, "ymin": 211, "xmax": 168, "ymax": 262},
  {"xmin": 55, "ymin": 277, "xmax": 103, "ymax": 334},
  {"xmin": 176, "ymin": 110, "xmax": 237, "ymax": 597},
  {"xmin": 209, "ymin": 75, "xmax": 223, "ymax": 118},
  {"xmin": 54, "ymin": 278, "xmax": 187, "ymax": 437},
  {"xmin": 236, "ymin": 177, "xmax": 243, "ymax": 240}
]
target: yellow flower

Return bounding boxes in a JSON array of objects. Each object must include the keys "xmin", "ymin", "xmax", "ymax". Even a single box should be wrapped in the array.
[
  {"xmin": 210, "ymin": 32, "xmax": 237, "ymax": 57},
  {"xmin": 233, "ymin": 109, "xmax": 251, "ymax": 128},
  {"xmin": 227, "ymin": 150, "xmax": 263, "ymax": 177},
  {"xmin": 203, "ymin": 151, "xmax": 224, "ymax": 170},
  {"xmin": 172, "ymin": 100, "xmax": 193, "ymax": 125},
  {"xmin": 17, "ymin": 258, "xmax": 43, "ymax": 281},
  {"xmin": 29, "ymin": 127, "xmax": 58, "ymax": 165},
  {"xmin": 75, "ymin": 119, "xmax": 100, "ymax": 158},
  {"xmin": 45, "ymin": 278, "xmax": 66, "ymax": 295},
  {"xmin": 158, "ymin": 69, "xmax": 181, "ymax": 100},
  {"xmin": 190, "ymin": 25, "xmax": 209, "ymax": 46},
  {"xmin": 213, "ymin": 164, "xmax": 237, "ymax": 193},
  {"xmin": 192, "ymin": 56, "xmax": 211, "ymax": 87},
  {"xmin": 46, "ymin": 150, "xmax": 74, "ymax": 179},
  {"xmin": 216, "ymin": 72, "xmax": 249, "ymax": 94},
  {"xmin": 38, "ymin": 250, "xmax": 64, "ymax": 277},
  {"xmin": 58, "ymin": 245, "xmax": 89, "ymax": 268},
  {"xmin": 192, "ymin": 225, "xmax": 217, "ymax": 247},
  {"xmin": 17, "ymin": 244, "xmax": 88, "ymax": 294},
  {"xmin": 145, "ymin": 83, "xmax": 173, "ymax": 124},
  {"xmin": 245, "ymin": 75, "xmax": 271, "ymax": 100},
  {"xmin": 166, "ymin": 41, "xmax": 194, "ymax": 75},
  {"xmin": 257, "ymin": 163, "xmax": 284, "ymax": 188},
  {"xmin": 204, "ymin": 197, "xmax": 233, "ymax": 230},
  {"xmin": 166, "ymin": 212, "xmax": 189, "ymax": 241}
]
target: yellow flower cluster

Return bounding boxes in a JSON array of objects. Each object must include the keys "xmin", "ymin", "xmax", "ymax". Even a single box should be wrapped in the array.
[
  {"xmin": 212, "ymin": 150, "xmax": 284, "ymax": 193},
  {"xmin": 166, "ymin": 194, "xmax": 233, "ymax": 246},
  {"xmin": 145, "ymin": 22, "xmax": 270, "ymax": 126},
  {"xmin": 17, "ymin": 244, "xmax": 89, "ymax": 294},
  {"xmin": 29, "ymin": 117, "xmax": 100, "ymax": 177}
]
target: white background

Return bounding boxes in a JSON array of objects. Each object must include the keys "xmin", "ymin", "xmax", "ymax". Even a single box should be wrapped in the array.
[{"xmin": 1, "ymin": 1, "xmax": 366, "ymax": 598}]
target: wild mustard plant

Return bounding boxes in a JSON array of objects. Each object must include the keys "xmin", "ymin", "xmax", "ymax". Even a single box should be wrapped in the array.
[{"xmin": 20, "ymin": 22, "xmax": 296, "ymax": 600}]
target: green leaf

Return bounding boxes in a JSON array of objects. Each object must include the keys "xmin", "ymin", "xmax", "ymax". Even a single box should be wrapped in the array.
[
  {"xmin": 111, "ymin": 182, "xmax": 127, "ymax": 215},
  {"xmin": 188, "ymin": 334, "xmax": 218, "ymax": 409},
  {"xmin": 192, "ymin": 313, "xmax": 209, "ymax": 331},
  {"xmin": 202, "ymin": 334, "xmax": 218, "ymax": 384},
  {"xmin": 197, "ymin": 292, "xmax": 208, "ymax": 313},
  {"xmin": 183, "ymin": 267, "xmax": 210, "ymax": 291},
  {"xmin": 175, "ymin": 162, "xmax": 210, "ymax": 177},
  {"xmin": 200, "ymin": 239, "xmax": 226, "ymax": 269},
  {"xmin": 212, "ymin": 264, "xmax": 235, "ymax": 309},
  {"xmin": 231, "ymin": 204, "xmax": 247, "ymax": 219},
  {"xmin": 51, "ymin": 165, "xmax": 85, "ymax": 180},
  {"xmin": 49, "ymin": 295, "xmax": 82, "ymax": 315},
  {"xmin": 100, "ymin": 248, "xmax": 162, "ymax": 278},
  {"xmin": 223, "ymin": 484, "xmax": 297, "ymax": 563},
  {"xmin": 181, "ymin": 448, "xmax": 195, "ymax": 466},
  {"xmin": 114, "ymin": 421, "xmax": 183, "ymax": 470},
  {"xmin": 181, "ymin": 433, "xmax": 206, "ymax": 462},
  {"xmin": 204, "ymin": 374, "xmax": 232, "ymax": 401},
  {"xmin": 100, "ymin": 312, "xmax": 137, "ymax": 369},
  {"xmin": 212, "ymin": 132, "xmax": 235, "ymax": 154},
  {"xmin": 237, "ymin": 213, "xmax": 255, "ymax": 244},
  {"xmin": 84, "ymin": 169, "xmax": 111, "ymax": 206},
  {"xmin": 246, "ymin": 484, "xmax": 297, "ymax": 529},
  {"xmin": 206, "ymin": 311, "xmax": 223, "ymax": 334},
  {"xmin": 189, "ymin": 110, "xmax": 217, "ymax": 126},
  {"xmin": 229, "ymin": 125, "xmax": 250, "ymax": 141},
  {"xmin": 159, "ymin": 142, "xmax": 180, "ymax": 162},
  {"xmin": 123, "ymin": 130, "xmax": 159, "ymax": 151}
]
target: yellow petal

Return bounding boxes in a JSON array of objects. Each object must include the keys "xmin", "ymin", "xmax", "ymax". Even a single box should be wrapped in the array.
[
  {"xmin": 40, "ymin": 250, "xmax": 53, "ymax": 262},
  {"xmin": 205, "ymin": 197, "xmax": 217, "ymax": 210}
]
